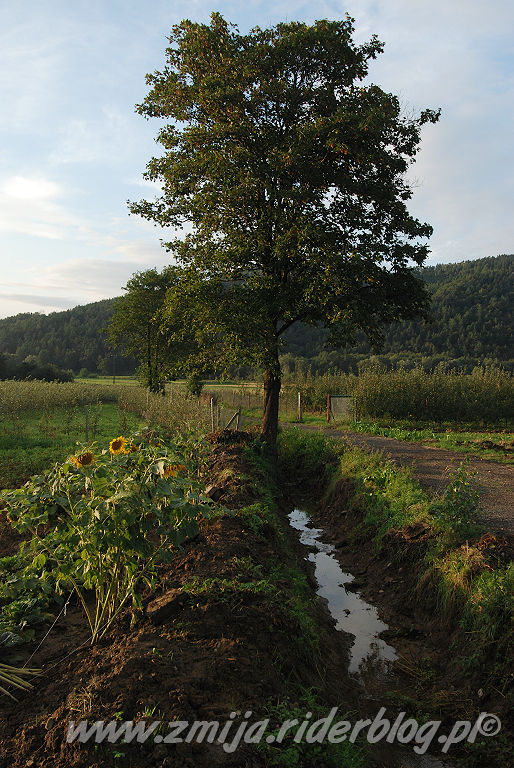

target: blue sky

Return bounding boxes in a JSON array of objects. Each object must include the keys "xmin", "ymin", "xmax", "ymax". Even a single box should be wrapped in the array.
[{"xmin": 0, "ymin": 0, "xmax": 512, "ymax": 318}]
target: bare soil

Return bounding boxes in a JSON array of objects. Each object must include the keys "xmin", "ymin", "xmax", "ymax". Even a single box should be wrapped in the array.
[{"xmin": 0, "ymin": 433, "xmax": 359, "ymax": 768}]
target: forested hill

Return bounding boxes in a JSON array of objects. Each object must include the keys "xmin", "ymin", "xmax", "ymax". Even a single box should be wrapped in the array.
[
  {"xmin": 283, "ymin": 254, "xmax": 513, "ymax": 371},
  {"xmin": 0, "ymin": 254, "xmax": 512, "ymax": 375},
  {"xmin": 0, "ymin": 299, "xmax": 137, "ymax": 376}
]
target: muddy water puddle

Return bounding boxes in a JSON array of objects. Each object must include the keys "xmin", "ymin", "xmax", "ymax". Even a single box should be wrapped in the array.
[
  {"xmin": 289, "ymin": 508, "xmax": 397, "ymax": 678},
  {"xmin": 289, "ymin": 508, "xmax": 454, "ymax": 768}
]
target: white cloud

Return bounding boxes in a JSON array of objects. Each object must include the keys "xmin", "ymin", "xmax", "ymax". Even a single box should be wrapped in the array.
[{"xmin": 0, "ymin": 175, "xmax": 78, "ymax": 240}]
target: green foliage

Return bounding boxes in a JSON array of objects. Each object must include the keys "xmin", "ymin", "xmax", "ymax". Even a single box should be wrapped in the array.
[
  {"xmin": 0, "ymin": 402, "xmax": 141, "ymax": 489},
  {"xmin": 430, "ymin": 461, "xmax": 481, "ymax": 542},
  {"xmin": 129, "ymin": 13, "xmax": 439, "ymax": 442},
  {"xmin": 108, "ymin": 268, "xmax": 177, "ymax": 392},
  {"xmin": 117, "ymin": 386, "xmax": 210, "ymax": 437},
  {"xmin": 1, "ymin": 430, "xmax": 214, "ymax": 643},
  {"xmin": 0, "ymin": 380, "xmax": 210, "ymax": 489},
  {"xmin": 0, "ymin": 255, "xmax": 512, "ymax": 378},
  {"xmin": 316, "ymin": 436, "xmax": 511, "ymax": 676},
  {"xmin": 461, "ymin": 564, "xmax": 514, "ymax": 656},
  {"xmin": 260, "ymin": 697, "xmax": 365, "ymax": 768},
  {"xmin": 281, "ymin": 254, "xmax": 514, "ymax": 369},
  {"xmin": 185, "ymin": 373, "xmax": 203, "ymax": 398},
  {"xmin": 277, "ymin": 429, "xmax": 341, "ymax": 497},
  {"xmin": 281, "ymin": 365, "xmax": 513, "ymax": 423},
  {"xmin": 0, "ymin": 298, "xmax": 137, "ymax": 376}
]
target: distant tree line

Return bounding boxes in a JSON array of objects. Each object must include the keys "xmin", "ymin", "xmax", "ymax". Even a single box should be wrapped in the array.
[
  {"xmin": 0, "ymin": 354, "xmax": 74, "ymax": 382},
  {"xmin": 281, "ymin": 254, "xmax": 513, "ymax": 372},
  {"xmin": 0, "ymin": 254, "xmax": 512, "ymax": 379}
]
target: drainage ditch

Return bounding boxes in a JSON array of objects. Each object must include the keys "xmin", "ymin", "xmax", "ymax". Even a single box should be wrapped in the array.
[{"xmin": 289, "ymin": 507, "xmax": 454, "ymax": 768}]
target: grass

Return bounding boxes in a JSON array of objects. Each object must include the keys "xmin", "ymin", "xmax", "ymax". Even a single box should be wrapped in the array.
[
  {"xmin": 260, "ymin": 695, "xmax": 366, "ymax": 768},
  {"xmin": 0, "ymin": 403, "xmax": 142, "ymax": 489},
  {"xmin": 278, "ymin": 429, "xmax": 513, "ymax": 767},
  {"xmin": 0, "ymin": 380, "xmax": 210, "ymax": 489},
  {"xmin": 283, "ymin": 428, "xmax": 513, "ymax": 677},
  {"xmin": 74, "ymin": 376, "xmax": 139, "ymax": 386},
  {"xmin": 277, "ymin": 411, "xmax": 514, "ymax": 465},
  {"xmin": 345, "ymin": 420, "xmax": 514, "ymax": 464}
]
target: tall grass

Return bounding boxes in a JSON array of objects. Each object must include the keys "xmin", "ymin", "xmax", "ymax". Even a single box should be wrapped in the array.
[
  {"xmin": 282, "ymin": 365, "xmax": 513, "ymax": 423},
  {"xmin": 0, "ymin": 380, "xmax": 119, "ymax": 418},
  {"xmin": 118, "ymin": 387, "xmax": 210, "ymax": 436},
  {"xmin": 0, "ymin": 381, "xmax": 210, "ymax": 488}
]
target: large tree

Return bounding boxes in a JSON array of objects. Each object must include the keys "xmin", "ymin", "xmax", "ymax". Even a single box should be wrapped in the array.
[{"xmin": 130, "ymin": 13, "xmax": 439, "ymax": 445}]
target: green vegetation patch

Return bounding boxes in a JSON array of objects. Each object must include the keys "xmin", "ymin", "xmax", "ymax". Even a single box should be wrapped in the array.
[{"xmin": 0, "ymin": 429, "xmax": 214, "ymax": 645}]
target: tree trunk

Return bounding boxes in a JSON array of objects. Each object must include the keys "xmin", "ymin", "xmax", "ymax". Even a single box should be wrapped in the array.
[{"xmin": 261, "ymin": 366, "xmax": 281, "ymax": 452}]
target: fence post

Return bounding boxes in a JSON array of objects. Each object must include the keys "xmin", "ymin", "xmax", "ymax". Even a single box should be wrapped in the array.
[
  {"xmin": 236, "ymin": 407, "xmax": 241, "ymax": 430},
  {"xmin": 85, "ymin": 405, "xmax": 89, "ymax": 443},
  {"xmin": 298, "ymin": 392, "xmax": 303, "ymax": 422},
  {"xmin": 327, "ymin": 394, "xmax": 331, "ymax": 423},
  {"xmin": 210, "ymin": 397, "xmax": 215, "ymax": 432},
  {"xmin": 217, "ymin": 403, "xmax": 221, "ymax": 430}
]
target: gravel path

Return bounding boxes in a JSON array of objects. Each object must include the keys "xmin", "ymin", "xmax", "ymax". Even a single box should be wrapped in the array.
[{"xmin": 292, "ymin": 425, "xmax": 514, "ymax": 535}]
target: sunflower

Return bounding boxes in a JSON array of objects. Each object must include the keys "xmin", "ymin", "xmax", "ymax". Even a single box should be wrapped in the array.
[
  {"xmin": 109, "ymin": 436, "xmax": 127, "ymax": 455},
  {"xmin": 71, "ymin": 451, "xmax": 95, "ymax": 468},
  {"xmin": 163, "ymin": 463, "xmax": 187, "ymax": 479}
]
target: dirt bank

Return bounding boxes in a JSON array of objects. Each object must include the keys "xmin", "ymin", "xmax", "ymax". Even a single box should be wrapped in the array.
[
  {"xmin": 311, "ymin": 475, "xmax": 513, "ymax": 767},
  {"xmin": 0, "ymin": 432, "xmax": 360, "ymax": 768}
]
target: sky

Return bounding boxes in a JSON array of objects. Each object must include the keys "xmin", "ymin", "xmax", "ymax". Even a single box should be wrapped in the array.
[{"xmin": 0, "ymin": 0, "xmax": 512, "ymax": 318}]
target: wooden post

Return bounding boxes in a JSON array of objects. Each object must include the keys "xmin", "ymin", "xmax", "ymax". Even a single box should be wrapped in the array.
[
  {"xmin": 298, "ymin": 391, "xmax": 303, "ymax": 422},
  {"xmin": 327, "ymin": 394, "xmax": 331, "ymax": 423},
  {"xmin": 210, "ymin": 397, "xmax": 215, "ymax": 432},
  {"xmin": 217, "ymin": 404, "xmax": 221, "ymax": 430},
  {"xmin": 85, "ymin": 405, "xmax": 89, "ymax": 443},
  {"xmin": 236, "ymin": 407, "xmax": 241, "ymax": 430},
  {"xmin": 248, "ymin": 392, "xmax": 251, "ymax": 408}
]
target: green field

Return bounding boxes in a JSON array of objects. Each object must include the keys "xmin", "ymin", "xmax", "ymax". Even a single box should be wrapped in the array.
[
  {"xmin": 0, "ymin": 403, "xmax": 142, "ymax": 490},
  {"xmin": 74, "ymin": 375, "xmax": 139, "ymax": 386}
]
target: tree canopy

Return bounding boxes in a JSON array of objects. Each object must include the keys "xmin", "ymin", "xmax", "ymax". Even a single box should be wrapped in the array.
[
  {"xmin": 107, "ymin": 268, "xmax": 176, "ymax": 391},
  {"xmin": 129, "ymin": 13, "xmax": 440, "ymax": 444}
]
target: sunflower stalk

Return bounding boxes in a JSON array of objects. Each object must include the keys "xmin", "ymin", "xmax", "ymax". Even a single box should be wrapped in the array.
[
  {"xmin": 0, "ymin": 429, "xmax": 212, "ymax": 645},
  {"xmin": 0, "ymin": 663, "xmax": 41, "ymax": 700}
]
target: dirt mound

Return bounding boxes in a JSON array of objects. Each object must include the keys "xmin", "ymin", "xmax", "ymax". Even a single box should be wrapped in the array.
[{"xmin": 0, "ymin": 435, "xmax": 355, "ymax": 768}]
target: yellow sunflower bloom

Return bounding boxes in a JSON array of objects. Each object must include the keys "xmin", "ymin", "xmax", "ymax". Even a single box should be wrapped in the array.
[
  {"xmin": 109, "ymin": 436, "xmax": 127, "ymax": 455},
  {"xmin": 71, "ymin": 451, "xmax": 95, "ymax": 468},
  {"xmin": 163, "ymin": 463, "xmax": 187, "ymax": 479}
]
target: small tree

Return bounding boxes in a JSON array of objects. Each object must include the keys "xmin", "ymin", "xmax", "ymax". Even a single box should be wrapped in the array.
[
  {"xmin": 108, "ymin": 268, "xmax": 175, "ymax": 392},
  {"xmin": 130, "ymin": 14, "xmax": 439, "ymax": 445}
]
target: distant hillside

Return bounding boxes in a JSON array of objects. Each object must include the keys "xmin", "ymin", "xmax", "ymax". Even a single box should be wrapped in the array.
[
  {"xmin": 282, "ymin": 254, "xmax": 513, "ymax": 371},
  {"xmin": 0, "ymin": 299, "xmax": 137, "ymax": 376},
  {"xmin": 0, "ymin": 254, "xmax": 512, "ymax": 375}
]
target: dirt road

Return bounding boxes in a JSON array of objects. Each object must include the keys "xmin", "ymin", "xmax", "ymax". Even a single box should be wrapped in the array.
[{"xmin": 292, "ymin": 425, "xmax": 514, "ymax": 535}]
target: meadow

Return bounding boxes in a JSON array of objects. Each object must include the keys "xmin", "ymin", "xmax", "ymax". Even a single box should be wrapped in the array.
[{"xmin": 0, "ymin": 380, "xmax": 210, "ymax": 489}]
